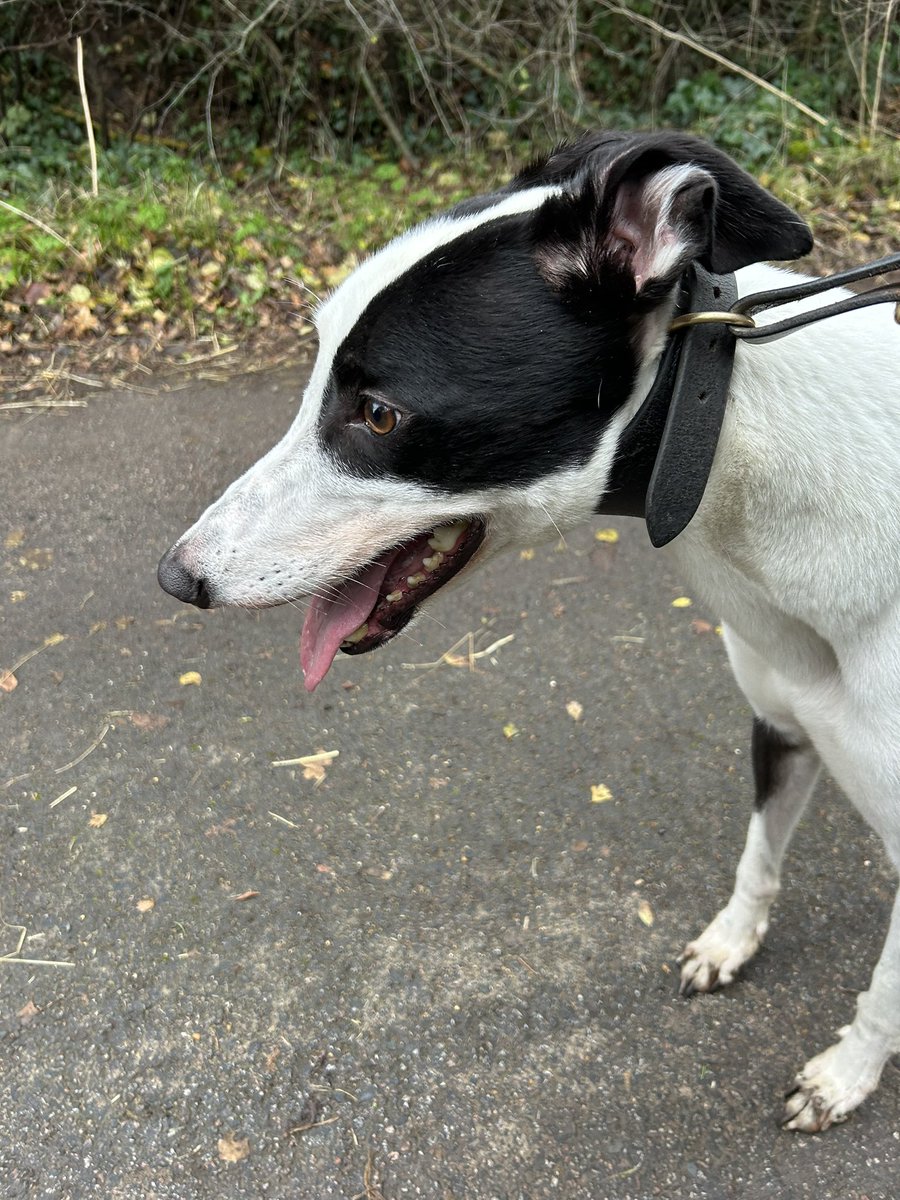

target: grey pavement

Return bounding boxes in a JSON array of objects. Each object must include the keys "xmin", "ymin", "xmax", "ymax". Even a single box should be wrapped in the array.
[{"xmin": 1, "ymin": 366, "xmax": 897, "ymax": 1200}]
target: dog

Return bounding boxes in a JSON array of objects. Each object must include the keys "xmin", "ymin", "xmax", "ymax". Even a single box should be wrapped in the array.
[{"xmin": 158, "ymin": 131, "xmax": 900, "ymax": 1132}]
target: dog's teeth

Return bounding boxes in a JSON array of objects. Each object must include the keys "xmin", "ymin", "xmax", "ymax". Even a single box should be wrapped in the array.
[
  {"xmin": 385, "ymin": 590, "xmax": 403, "ymax": 604},
  {"xmin": 344, "ymin": 623, "xmax": 369, "ymax": 644},
  {"xmin": 427, "ymin": 522, "xmax": 468, "ymax": 553},
  {"xmin": 422, "ymin": 552, "xmax": 444, "ymax": 572},
  {"xmin": 407, "ymin": 573, "xmax": 427, "ymax": 587}
]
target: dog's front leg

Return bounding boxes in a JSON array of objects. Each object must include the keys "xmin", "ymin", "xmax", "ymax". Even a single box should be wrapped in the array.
[
  {"xmin": 678, "ymin": 717, "xmax": 821, "ymax": 995},
  {"xmin": 783, "ymin": 883, "xmax": 900, "ymax": 1131}
]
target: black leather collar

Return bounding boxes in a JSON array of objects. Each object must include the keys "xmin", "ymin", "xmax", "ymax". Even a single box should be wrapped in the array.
[{"xmin": 596, "ymin": 265, "xmax": 738, "ymax": 547}]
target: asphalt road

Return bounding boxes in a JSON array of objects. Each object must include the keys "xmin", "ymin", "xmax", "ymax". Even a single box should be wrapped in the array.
[{"xmin": 1, "ymin": 365, "xmax": 898, "ymax": 1199}]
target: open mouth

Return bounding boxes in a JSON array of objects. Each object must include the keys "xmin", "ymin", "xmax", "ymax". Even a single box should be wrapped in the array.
[{"xmin": 300, "ymin": 518, "xmax": 486, "ymax": 691}]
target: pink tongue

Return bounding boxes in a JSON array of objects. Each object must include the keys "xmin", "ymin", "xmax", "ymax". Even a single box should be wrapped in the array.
[{"xmin": 300, "ymin": 558, "xmax": 391, "ymax": 692}]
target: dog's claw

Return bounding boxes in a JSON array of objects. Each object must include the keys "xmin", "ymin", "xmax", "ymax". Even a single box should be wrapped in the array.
[{"xmin": 782, "ymin": 1082, "xmax": 850, "ymax": 1133}]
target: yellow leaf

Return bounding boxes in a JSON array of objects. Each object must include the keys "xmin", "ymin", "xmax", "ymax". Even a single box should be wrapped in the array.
[
  {"xmin": 566, "ymin": 700, "xmax": 583, "ymax": 721},
  {"xmin": 595, "ymin": 528, "xmax": 619, "ymax": 543},
  {"xmin": 10, "ymin": 591, "xmax": 27, "ymax": 603},
  {"xmin": 519, "ymin": 548, "xmax": 535, "ymax": 560},
  {"xmin": 638, "ymin": 900, "xmax": 654, "ymax": 927},
  {"xmin": 136, "ymin": 897, "xmax": 155, "ymax": 912},
  {"xmin": 218, "ymin": 1134, "xmax": 250, "ymax": 1163},
  {"xmin": 4, "ymin": 527, "xmax": 25, "ymax": 549},
  {"xmin": 89, "ymin": 813, "xmax": 108, "ymax": 828},
  {"xmin": 68, "ymin": 283, "xmax": 92, "ymax": 305},
  {"xmin": 179, "ymin": 671, "xmax": 202, "ymax": 686},
  {"xmin": 503, "ymin": 722, "xmax": 519, "ymax": 739},
  {"xmin": 590, "ymin": 784, "xmax": 613, "ymax": 803},
  {"xmin": 671, "ymin": 596, "xmax": 692, "ymax": 608},
  {"xmin": 43, "ymin": 632, "xmax": 65, "ymax": 647}
]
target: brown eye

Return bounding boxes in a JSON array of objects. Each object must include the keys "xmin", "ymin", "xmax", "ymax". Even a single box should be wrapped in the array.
[{"xmin": 362, "ymin": 397, "xmax": 399, "ymax": 435}]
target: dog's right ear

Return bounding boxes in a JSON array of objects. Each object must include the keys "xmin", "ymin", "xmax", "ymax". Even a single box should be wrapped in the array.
[{"xmin": 530, "ymin": 132, "xmax": 812, "ymax": 301}]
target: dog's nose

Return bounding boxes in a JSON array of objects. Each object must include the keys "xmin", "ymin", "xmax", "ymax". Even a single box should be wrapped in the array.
[{"xmin": 157, "ymin": 547, "xmax": 213, "ymax": 608}]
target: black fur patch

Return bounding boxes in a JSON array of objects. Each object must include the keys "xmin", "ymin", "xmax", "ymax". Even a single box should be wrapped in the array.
[
  {"xmin": 318, "ymin": 214, "xmax": 637, "ymax": 491},
  {"xmin": 751, "ymin": 717, "xmax": 803, "ymax": 810}
]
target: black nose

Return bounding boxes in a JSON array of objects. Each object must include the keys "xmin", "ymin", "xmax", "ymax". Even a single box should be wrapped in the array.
[{"xmin": 157, "ymin": 547, "xmax": 213, "ymax": 608}]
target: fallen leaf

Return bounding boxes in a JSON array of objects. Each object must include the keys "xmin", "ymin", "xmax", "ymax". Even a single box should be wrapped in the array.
[
  {"xmin": 129, "ymin": 711, "xmax": 170, "ymax": 732},
  {"xmin": 566, "ymin": 700, "xmax": 583, "ymax": 721},
  {"xmin": 638, "ymin": 900, "xmax": 654, "ymax": 927},
  {"xmin": 9, "ymin": 591, "xmax": 27, "ymax": 603},
  {"xmin": 0, "ymin": 670, "xmax": 18, "ymax": 693},
  {"xmin": 89, "ymin": 812, "xmax": 108, "ymax": 828},
  {"xmin": 43, "ymin": 632, "xmax": 65, "ymax": 647},
  {"xmin": 590, "ymin": 784, "xmax": 613, "ymax": 803},
  {"xmin": 671, "ymin": 596, "xmax": 692, "ymax": 608},
  {"xmin": 4, "ymin": 527, "xmax": 26, "ymax": 549},
  {"xmin": 179, "ymin": 671, "xmax": 202, "ymax": 686},
  {"xmin": 303, "ymin": 763, "xmax": 327, "ymax": 783},
  {"xmin": 19, "ymin": 548, "xmax": 52, "ymax": 570},
  {"xmin": 65, "ymin": 303, "xmax": 100, "ymax": 336},
  {"xmin": 691, "ymin": 619, "xmax": 713, "ymax": 634},
  {"xmin": 17, "ymin": 999, "xmax": 39, "ymax": 1024},
  {"xmin": 502, "ymin": 722, "xmax": 519, "ymax": 739},
  {"xmin": 315, "ymin": 863, "xmax": 335, "ymax": 874},
  {"xmin": 519, "ymin": 548, "xmax": 535, "ymax": 560},
  {"xmin": 571, "ymin": 839, "xmax": 589, "ymax": 852},
  {"xmin": 136, "ymin": 897, "xmax": 156, "ymax": 912},
  {"xmin": 217, "ymin": 1134, "xmax": 250, "ymax": 1163},
  {"xmin": 24, "ymin": 282, "xmax": 50, "ymax": 305},
  {"xmin": 595, "ymin": 528, "xmax": 619, "ymax": 543},
  {"xmin": 232, "ymin": 890, "xmax": 259, "ymax": 901}
]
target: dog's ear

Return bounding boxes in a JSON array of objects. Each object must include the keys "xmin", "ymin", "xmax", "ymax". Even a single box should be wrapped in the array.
[{"xmin": 532, "ymin": 132, "xmax": 812, "ymax": 298}]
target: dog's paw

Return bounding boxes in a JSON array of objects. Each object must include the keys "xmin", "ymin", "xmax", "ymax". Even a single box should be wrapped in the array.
[
  {"xmin": 677, "ymin": 911, "xmax": 765, "ymax": 996},
  {"xmin": 782, "ymin": 1040, "xmax": 879, "ymax": 1133}
]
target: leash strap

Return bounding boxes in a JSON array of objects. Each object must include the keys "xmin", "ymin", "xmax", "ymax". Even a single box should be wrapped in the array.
[{"xmin": 676, "ymin": 251, "xmax": 900, "ymax": 343}]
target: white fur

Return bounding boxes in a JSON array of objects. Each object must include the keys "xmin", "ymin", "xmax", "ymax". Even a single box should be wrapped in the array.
[{"xmin": 671, "ymin": 265, "xmax": 900, "ymax": 1130}]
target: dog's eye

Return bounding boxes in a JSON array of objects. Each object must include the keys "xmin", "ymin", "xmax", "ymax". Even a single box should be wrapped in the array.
[{"xmin": 362, "ymin": 397, "xmax": 399, "ymax": 436}]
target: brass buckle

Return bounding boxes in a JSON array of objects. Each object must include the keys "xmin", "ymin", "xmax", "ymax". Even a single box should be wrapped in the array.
[{"xmin": 669, "ymin": 311, "xmax": 757, "ymax": 332}]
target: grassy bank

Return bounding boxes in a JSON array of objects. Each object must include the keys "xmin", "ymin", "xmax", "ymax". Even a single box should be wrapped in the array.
[{"xmin": 2, "ymin": 134, "xmax": 899, "ymax": 395}]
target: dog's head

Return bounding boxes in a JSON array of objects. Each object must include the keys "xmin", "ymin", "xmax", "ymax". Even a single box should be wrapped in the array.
[{"xmin": 158, "ymin": 131, "xmax": 810, "ymax": 690}]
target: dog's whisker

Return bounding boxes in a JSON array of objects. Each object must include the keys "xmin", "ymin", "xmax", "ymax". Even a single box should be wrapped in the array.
[{"xmin": 535, "ymin": 499, "xmax": 568, "ymax": 550}]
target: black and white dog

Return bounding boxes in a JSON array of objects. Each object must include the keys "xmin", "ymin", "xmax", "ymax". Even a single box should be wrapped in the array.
[{"xmin": 159, "ymin": 131, "xmax": 900, "ymax": 1132}]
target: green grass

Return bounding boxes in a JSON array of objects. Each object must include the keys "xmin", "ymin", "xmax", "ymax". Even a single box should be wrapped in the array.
[{"xmin": 1, "ymin": 134, "xmax": 898, "ymax": 356}]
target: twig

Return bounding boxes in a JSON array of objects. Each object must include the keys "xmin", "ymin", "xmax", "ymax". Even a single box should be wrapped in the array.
[
  {"xmin": 601, "ymin": 3, "xmax": 853, "ymax": 141},
  {"xmin": 268, "ymin": 811, "xmax": 299, "ymax": 828},
  {"xmin": 0, "ymin": 400, "xmax": 89, "ymax": 411},
  {"xmin": 0, "ymin": 920, "xmax": 74, "ymax": 968},
  {"xmin": 401, "ymin": 632, "xmax": 515, "ymax": 670},
  {"xmin": 271, "ymin": 750, "xmax": 339, "ymax": 768},
  {"xmin": 286, "ymin": 1114, "xmax": 340, "ymax": 1136},
  {"xmin": 870, "ymin": 0, "xmax": 898, "ymax": 141},
  {"xmin": 0, "ymin": 199, "xmax": 86, "ymax": 261},
  {"xmin": 76, "ymin": 37, "xmax": 99, "ymax": 196},
  {"xmin": 358, "ymin": 59, "xmax": 419, "ymax": 168},
  {"xmin": 6, "ymin": 635, "xmax": 66, "ymax": 677},
  {"xmin": 54, "ymin": 722, "xmax": 111, "ymax": 774},
  {"xmin": 49, "ymin": 785, "xmax": 78, "ymax": 809}
]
